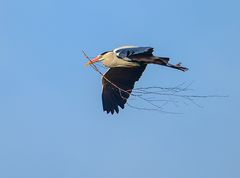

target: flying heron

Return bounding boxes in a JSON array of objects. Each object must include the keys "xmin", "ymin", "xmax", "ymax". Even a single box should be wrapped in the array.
[{"xmin": 86, "ymin": 46, "xmax": 188, "ymax": 114}]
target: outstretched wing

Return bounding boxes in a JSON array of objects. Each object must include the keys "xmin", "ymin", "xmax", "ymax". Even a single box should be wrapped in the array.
[
  {"xmin": 113, "ymin": 46, "xmax": 154, "ymax": 59},
  {"xmin": 102, "ymin": 65, "xmax": 147, "ymax": 114}
]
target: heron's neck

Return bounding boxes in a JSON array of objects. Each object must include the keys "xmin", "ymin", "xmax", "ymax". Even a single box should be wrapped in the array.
[{"xmin": 102, "ymin": 52, "xmax": 140, "ymax": 68}]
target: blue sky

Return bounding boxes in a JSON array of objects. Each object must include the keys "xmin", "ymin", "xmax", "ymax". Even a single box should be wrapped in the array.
[{"xmin": 1, "ymin": 0, "xmax": 240, "ymax": 177}]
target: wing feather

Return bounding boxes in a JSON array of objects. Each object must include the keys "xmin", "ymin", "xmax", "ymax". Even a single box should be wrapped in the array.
[
  {"xmin": 102, "ymin": 65, "xmax": 146, "ymax": 114},
  {"xmin": 114, "ymin": 46, "xmax": 154, "ymax": 59}
]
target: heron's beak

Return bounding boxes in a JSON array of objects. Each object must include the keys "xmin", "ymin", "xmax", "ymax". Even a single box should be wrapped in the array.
[{"xmin": 85, "ymin": 56, "xmax": 101, "ymax": 66}]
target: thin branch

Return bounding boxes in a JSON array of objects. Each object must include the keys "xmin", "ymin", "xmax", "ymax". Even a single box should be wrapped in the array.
[
  {"xmin": 82, "ymin": 50, "xmax": 228, "ymax": 113},
  {"xmin": 82, "ymin": 50, "xmax": 132, "ymax": 97}
]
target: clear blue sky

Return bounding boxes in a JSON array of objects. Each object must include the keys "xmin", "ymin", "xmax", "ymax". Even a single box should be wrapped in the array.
[{"xmin": 1, "ymin": 0, "xmax": 240, "ymax": 177}]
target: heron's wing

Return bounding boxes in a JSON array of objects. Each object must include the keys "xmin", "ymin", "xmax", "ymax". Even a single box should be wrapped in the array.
[
  {"xmin": 113, "ymin": 46, "xmax": 154, "ymax": 59},
  {"xmin": 102, "ymin": 65, "xmax": 147, "ymax": 114}
]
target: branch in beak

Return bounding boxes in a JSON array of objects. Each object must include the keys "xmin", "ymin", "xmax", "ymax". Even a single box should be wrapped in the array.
[{"xmin": 85, "ymin": 56, "xmax": 101, "ymax": 66}]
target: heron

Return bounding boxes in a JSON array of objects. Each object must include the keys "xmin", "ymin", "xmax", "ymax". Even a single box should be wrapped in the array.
[{"xmin": 86, "ymin": 46, "xmax": 188, "ymax": 114}]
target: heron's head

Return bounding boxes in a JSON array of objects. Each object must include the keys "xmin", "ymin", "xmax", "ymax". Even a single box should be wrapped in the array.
[{"xmin": 85, "ymin": 51, "xmax": 110, "ymax": 66}]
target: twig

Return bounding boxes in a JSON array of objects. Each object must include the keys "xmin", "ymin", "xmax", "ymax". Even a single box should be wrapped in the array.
[
  {"xmin": 82, "ymin": 50, "xmax": 132, "ymax": 98},
  {"xmin": 82, "ymin": 50, "xmax": 227, "ymax": 113}
]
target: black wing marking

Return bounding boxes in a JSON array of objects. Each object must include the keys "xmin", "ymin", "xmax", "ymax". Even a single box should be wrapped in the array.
[
  {"xmin": 114, "ymin": 47, "xmax": 154, "ymax": 59},
  {"xmin": 102, "ymin": 65, "xmax": 147, "ymax": 114}
]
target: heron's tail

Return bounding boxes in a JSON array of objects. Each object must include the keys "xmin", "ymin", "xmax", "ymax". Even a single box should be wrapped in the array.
[{"xmin": 151, "ymin": 56, "xmax": 189, "ymax": 72}]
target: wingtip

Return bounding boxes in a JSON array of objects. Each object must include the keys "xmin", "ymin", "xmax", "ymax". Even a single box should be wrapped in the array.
[{"xmin": 103, "ymin": 107, "xmax": 120, "ymax": 115}]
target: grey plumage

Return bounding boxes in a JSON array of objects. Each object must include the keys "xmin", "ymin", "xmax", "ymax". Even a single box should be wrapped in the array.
[{"xmin": 114, "ymin": 47, "xmax": 154, "ymax": 59}]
